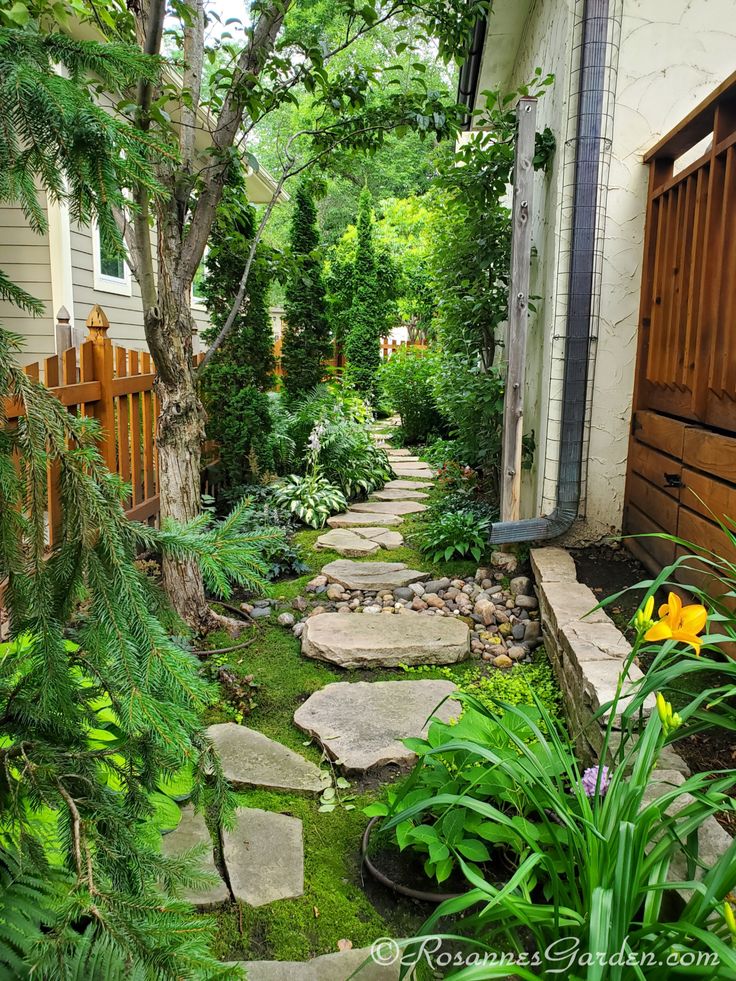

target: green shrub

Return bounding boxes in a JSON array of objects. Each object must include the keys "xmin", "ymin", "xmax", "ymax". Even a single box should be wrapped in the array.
[
  {"xmin": 378, "ymin": 346, "xmax": 445, "ymax": 444},
  {"xmin": 199, "ymin": 173, "xmax": 276, "ymax": 504},
  {"xmin": 417, "ymin": 509, "xmax": 490, "ymax": 563},
  {"xmin": 344, "ymin": 189, "xmax": 386, "ymax": 398},
  {"xmin": 272, "ymin": 473, "xmax": 347, "ymax": 528},
  {"xmin": 282, "ymin": 182, "xmax": 332, "ymax": 399}
]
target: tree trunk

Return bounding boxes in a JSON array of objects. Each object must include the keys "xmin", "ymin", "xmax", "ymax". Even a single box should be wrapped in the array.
[{"xmin": 145, "ymin": 219, "xmax": 211, "ymax": 629}]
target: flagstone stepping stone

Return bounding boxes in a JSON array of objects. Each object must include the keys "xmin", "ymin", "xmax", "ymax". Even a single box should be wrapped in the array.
[
  {"xmin": 389, "ymin": 466, "xmax": 435, "ymax": 479},
  {"xmin": 315, "ymin": 527, "xmax": 404, "ymax": 556},
  {"xmin": 385, "ymin": 479, "xmax": 434, "ymax": 491},
  {"xmin": 236, "ymin": 946, "xmax": 401, "ymax": 979},
  {"xmin": 301, "ymin": 611, "xmax": 470, "ymax": 669},
  {"xmin": 327, "ymin": 511, "xmax": 403, "ymax": 528},
  {"xmin": 387, "ymin": 455, "xmax": 421, "ymax": 463},
  {"xmin": 315, "ymin": 528, "xmax": 381, "ymax": 557},
  {"xmin": 294, "ymin": 680, "xmax": 460, "ymax": 772},
  {"xmin": 206, "ymin": 723, "xmax": 323, "ymax": 794},
  {"xmin": 160, "ymin": 806, "xmax": 229, "ymax": 908},
  {"xmin": 350, "ymin": 500, "xmax": 427, "ymax": 516},
  {"xmin": 222, "ymin": 808, "xmax": 304, "ymax": 907},
  {"xmin": 322, "ymin": 559, "xmax": 428, "ymax": 591},
  {"xmin": 370, "ymin": 488, "xmax": 429, "ymax": 501},
  {"xmin": 386, "ymin": 447, "xmax": 411, "ymax": 455}
]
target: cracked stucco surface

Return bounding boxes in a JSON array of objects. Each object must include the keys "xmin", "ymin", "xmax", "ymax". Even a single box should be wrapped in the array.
[{"xmin": 475, "ymin": 0, "xmax": 736, "ymax": 542}]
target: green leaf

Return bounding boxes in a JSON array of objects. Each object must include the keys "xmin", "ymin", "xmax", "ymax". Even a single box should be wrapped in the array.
[{"xmin": 456, "ymin": 839, "xmax": 491, "ymax": 862}]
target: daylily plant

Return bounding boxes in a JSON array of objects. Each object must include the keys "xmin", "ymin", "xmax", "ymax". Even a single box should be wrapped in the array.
[{"xmin": 640, "ymin": 591, "xmax": 707, "ymax": 653}]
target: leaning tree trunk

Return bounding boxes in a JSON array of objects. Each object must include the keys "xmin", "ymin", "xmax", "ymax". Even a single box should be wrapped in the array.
[{"xmin": 144, "ymin": 227, "xmax": 211, "ymax": 630}]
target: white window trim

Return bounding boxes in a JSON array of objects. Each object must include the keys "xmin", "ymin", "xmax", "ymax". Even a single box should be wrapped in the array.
[
  {"xmin": 191, "ymin": 247, "xmax": 209, "ymax": 311},
  {"xmin": 92, "ymin": 222, "xmax": 132, "ymax": 296}
]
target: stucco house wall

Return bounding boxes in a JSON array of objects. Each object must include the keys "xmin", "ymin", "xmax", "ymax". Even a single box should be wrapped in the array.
[{"xmin": 472, "ymin": 0, "xmax": 736, "ymax": 542}]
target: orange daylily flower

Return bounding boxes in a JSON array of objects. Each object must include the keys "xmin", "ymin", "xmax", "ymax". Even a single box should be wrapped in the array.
[{"xmin": 644, "ymin": 592, "xmax": 707, "ymax": 654}]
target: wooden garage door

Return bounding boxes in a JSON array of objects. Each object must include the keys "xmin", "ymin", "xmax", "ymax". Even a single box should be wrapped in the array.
[{"xmin": 624, "ymin": 71, "xmax": 736, "ymax": 576}]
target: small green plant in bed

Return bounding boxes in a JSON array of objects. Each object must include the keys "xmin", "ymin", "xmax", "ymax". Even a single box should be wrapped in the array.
[
  {"xmin": 272, "ymin": 473, "xmax": 347, "ymax": 529},
  {"xmin": 366, "ymin": 703, "xmax": 564, "ymax": 887},
  {"xmin": 417, "ymin": 509, "xmax": 491, "ymax": 563}
]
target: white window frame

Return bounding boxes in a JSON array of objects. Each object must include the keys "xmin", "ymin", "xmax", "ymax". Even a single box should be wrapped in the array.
[
  {"xmin": 92, "ymin": 222, "xmax": 132, "ymax": 296},
  {"xmin": 191, "ymin": 247, "xmax": 209, "ymax": 311}
]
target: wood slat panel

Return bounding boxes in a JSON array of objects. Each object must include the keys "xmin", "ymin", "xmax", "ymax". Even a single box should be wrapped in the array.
[
  {"xmin": 682, "ymin": 426, "xmax": 736, "ymax": 483},
  {"xmin": 626, "ymin": 472, "xmax": 679, "ymax": 531},
  {"xmin": 681, "ymin": 467, "xmax": 736, "ymax": 524},
  {"xmin": 115, "ymin": 347, "xmax": 131, "ymax": 500},
  {"xmin": 624, "ymin": 502, "xmax": 677, "ymax": 567},
  {"xmin": 632, "ymin": 409, "xmax": 687, "ymax": 457},
  {"xmin": 628, "ymin": 439, "xmax": 682, "ymax": 500},
  {"xmin": 128, "ymin": 350, "xmax": 143, "ymax": 506}
]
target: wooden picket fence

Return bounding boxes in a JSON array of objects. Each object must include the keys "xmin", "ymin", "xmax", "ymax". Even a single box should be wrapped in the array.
[
  {"xmin": 380, "ymin": 337, "xmax": 428, "ymax": 359},
  {"xmin": 5, "ymin": 305, "xmax": 160, "ymax": 544}
]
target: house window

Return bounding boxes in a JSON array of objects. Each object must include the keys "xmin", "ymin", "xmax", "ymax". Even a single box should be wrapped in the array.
[{"xmin": 92, "ymin": 224, "xmax": 132, "ymax": 296}]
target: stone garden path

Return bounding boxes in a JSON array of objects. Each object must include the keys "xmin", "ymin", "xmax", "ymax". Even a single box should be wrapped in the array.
[{"xmin": 162, "ymin": 419, "xmax": 488, "ymax": 978}]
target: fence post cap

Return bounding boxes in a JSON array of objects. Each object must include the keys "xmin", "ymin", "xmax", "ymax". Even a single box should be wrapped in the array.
[
  {"xmin": 56, "ymin": 305, "xmax": 71, "ymax": 324},
  {"xmin": 86, "ymin": 304, "xmax": 110, "ymax": 339}
]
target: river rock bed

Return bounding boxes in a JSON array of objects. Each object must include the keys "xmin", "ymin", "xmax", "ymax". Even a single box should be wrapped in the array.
[{"xmin": 248, "ymin": 568, "xmax": 543, "ymax": 667}]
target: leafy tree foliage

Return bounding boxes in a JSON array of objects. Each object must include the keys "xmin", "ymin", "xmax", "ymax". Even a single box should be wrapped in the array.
[
  {"xmin": 344, "ymin": 188, "xmax": 386, "ymax": 397},
  {"xmin": 199, "ymin": 175, "xmax": 277, "ymax": 501},
  {"xmin": 282, "ymin": 182, "xmax": 331, "ymax": 399},
  {"xmin": 0, "ymin": 325, "xmax": 280, "ymax": 975}
]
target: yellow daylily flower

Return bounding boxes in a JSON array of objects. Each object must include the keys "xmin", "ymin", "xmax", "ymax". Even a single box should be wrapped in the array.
[
  {"xmin": 644, "ymin": 592, "xmax": 707, "ymax": 654},
  {"xmin": 655, "ymin": 692, "xmax": 682, "ymax": 736}
]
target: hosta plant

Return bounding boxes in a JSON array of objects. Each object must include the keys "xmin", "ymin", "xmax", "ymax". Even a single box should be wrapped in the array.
[
  {"xmin": 417, "ymin": 509, "xmax": 490, "ymax": 563},
  {"xmin": 272, "ymin": 473, "xmax": 348, "ymax": 528}
]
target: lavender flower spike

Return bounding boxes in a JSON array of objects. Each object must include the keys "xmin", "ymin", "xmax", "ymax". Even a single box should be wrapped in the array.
[{"xmin": 581, "ymin": 765, "xmax": 611, "ymax": 798}]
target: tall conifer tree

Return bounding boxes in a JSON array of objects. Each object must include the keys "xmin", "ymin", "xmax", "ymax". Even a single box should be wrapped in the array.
[
  {"xmin": 345, "ymin": 188, "xmax": 384, "ymax": 397},
  {"xmin": 282, "ymin": 183, "xmax": 331, "ymax": 398}
]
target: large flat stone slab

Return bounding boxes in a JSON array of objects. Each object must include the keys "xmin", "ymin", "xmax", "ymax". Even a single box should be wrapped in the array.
[
  {"xmin": 370, "ymin": 488, "xmax": 429, "ymax": 501},
  {"xmin": 389, "ymin": 466, "xmax": 435, "ymax": 479},
  {"xmin": 161, "ymin": 806, "xmax": 229, "ymax": 907},
  {"xmin": 350, "ymin": 500, "xmax": 427, "ymax": 516},
  {"xmin": 315, "ymin": 529, "xmax": 381, "ymax": 557},
  {"xmin": 294, "ymin": 680, "xmax": 460, "ymax": 772},
  {"xmin": 302, "ymin": 611, "xmax": 470, "ymax": 669},
  {"xmin": 327, "ymin": 512, "xmax": 403, "ymax": 528},
  {"xmin": 207, "ymin": 723, "xmax": 323, "ymax": 794},
  {"xmin": 322, "ymin": 559, "xmax": 428, "ymax": 591},
  {"xmin": 387, "ymin": 455, "xmax": 421, "ymax": 463},
  {"xmin": 386, "ymin": 448, "xmax": 412, "ymax": 456},
  {"xmin": 222, "ymin": 808, "xmax": 303, "ymax": 907},
  {"xmin": 316, "ymin": 527, "xmax": 404, "ymax": 556},
  {"xmin": 385, "ymin": 479, "xmax": 434, "ymax": 490},
  {"xmin": 237, "ymin": 947, "xmax": 401, "ymax": 980}
]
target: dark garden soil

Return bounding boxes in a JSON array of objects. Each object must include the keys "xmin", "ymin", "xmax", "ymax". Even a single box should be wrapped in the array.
[{"xmin": 573, "ymin": 544, "xmax": 736, "ymax": 836}]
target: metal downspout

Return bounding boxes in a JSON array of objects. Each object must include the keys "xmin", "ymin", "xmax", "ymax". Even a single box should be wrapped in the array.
[{"xmin": 488, "ymin": 0, "xmax": 611, "ymax": 545}]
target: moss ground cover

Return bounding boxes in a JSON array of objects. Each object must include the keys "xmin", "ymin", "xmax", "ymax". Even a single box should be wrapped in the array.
[{"xmin": 206, "ymin": 498, "xmax": 562, "ymax": 962}]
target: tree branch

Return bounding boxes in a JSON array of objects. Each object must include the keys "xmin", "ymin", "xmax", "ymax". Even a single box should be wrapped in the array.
[
  {"xmin": 179, "ymin": 0, "xmax": 205, "ymax": 172},
  {"xmin": 180, "ymin": 1, "xmax": 291, "ymax": 282}
]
